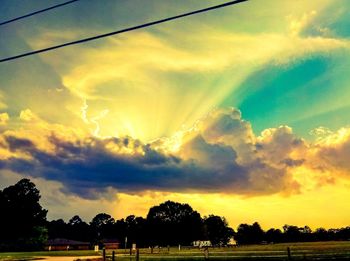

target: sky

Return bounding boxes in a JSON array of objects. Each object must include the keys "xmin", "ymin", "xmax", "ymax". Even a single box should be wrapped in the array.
[{"xmin": 1, "ymin": 0, "xmax": 350, "ymax": 230}]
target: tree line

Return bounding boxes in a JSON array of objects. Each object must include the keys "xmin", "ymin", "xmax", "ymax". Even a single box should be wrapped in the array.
[{"xmin": 0, "ymin": 179, "xmax": 349, "ymax": 251}]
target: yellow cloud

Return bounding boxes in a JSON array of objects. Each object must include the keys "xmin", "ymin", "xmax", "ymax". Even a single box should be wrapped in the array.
[
  {"xmin": 61, "ymin": 30, "xmax": 349, "ymax": 97},
  {"xmin": 20, "ymin": 109, "xmax": 41, "ymax": 122},
  {"xmin": 1, "ymin": 109, "xmax": 89, "ymax": 155},
  {"xmin": 0, "ymin": 113, "xmax": 9, "ymax": 126}
]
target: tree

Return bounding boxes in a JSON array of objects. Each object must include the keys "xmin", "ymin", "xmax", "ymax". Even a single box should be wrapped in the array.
[
  {"xmin": 283, "ymin": 225, "xmax": 302, "ymax": 242},
  {"xmin": 314, "ymin": 228, "xmax": 329, "ymax": 241},
  {"xmin": 47, "ymin": 219, "xmax": 69, "ymax": 239},
  {"xmin": 114, "ymin": 218, "xmax": 127, "ymax": 244},
  {"xmin": 203, "ymin": 215, "xmax": 234, "ymax": 246},
  {"xmin": 265, "ymin": 228, "xmax": 283, "ymax": 243},
  {"xmin": 147, "ymin": 201, "xmax": 203, "ymax": 246},
  {"xmin": 90, "ymin": 213, "xmax": 115, "ymax": 241},
  {"xmin": 0, "ymin": 179, "xmax": 48, "ymax": 251},
  {"xmin": 68, "ymin": 215, "xmax": 91, "ymax": 242},
  {"xmin": 235, "ymin": 222, "xmax": 264, "ymax": 245},
  {"xmin": 69, "ymin": 215, "xmax": 84, "ymax": 226},
  {"xmin": 337, "ymin": 227, "xmax": 350, "ymax": 241},
  {"xmin": 125, "ymin": 215, "xmax": 147, "ymax": 247}
]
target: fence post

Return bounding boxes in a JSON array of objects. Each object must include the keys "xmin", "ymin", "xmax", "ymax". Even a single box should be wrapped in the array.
[
  {"xmin": 135, "ymin": 248, "xmax": 140, "ymax": 261},
  {"xmin": 112, "ymin": 250, "xmax": 115, "ymax": 261},
  {"xmin": 103, "ymin": 248, "xmax": 106, "ymax": 261},
  {"xmin": 287, "ymin": 247, "xmax": 291, "ymax": 260},
  {"xmin": 204, "ymin": 247, "xmax": 209, "ymax": 260}
]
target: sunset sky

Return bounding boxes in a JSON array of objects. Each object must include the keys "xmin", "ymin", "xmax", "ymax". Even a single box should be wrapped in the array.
[{"xmin": 1, "ymin": 0, "xmax": 350, "ymax": 230}]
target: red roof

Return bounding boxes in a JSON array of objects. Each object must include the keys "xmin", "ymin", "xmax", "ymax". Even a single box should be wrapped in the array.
[{"xmin": 46, "ymin": 238, "xmax": 90, "ymax": 246}]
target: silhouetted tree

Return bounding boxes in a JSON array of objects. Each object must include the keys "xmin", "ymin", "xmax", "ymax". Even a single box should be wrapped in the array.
[
  {"xmin": 0, "ymin": 179, "xmax": 48, "ymax": 251},
  {"xmin": 337, "ymin": 227, "xmax": 350, "ymax": 241},
  {"xmin": 114, "ymin": 218, "xmax": 127, "ymax": 244},
  {"xmin": 125, "ymin": 215, "xmax": 148, "ymax": 247},
  {"xmin": 147, "ymin": 201, "xmax": 203, "ymax": 246},
  {"xmin": 47, "ymin": 219, "xmax": 69, "ymax": 239},
  {"xmin": 5, "ymin": 180, "xmax": 350, "ymax": 248},
  {"xmin": 203, "ymin": 215, "xmax": 234, "ymax": 246},
  {"xmin": 69, "ymin": 215, "xmax": 84, "ymax": 226},
  {"xmin": 314, "ymin": 228, "xmax": 329, "ymax": 241},
  {"xmin": 235, "ymin": 222, "xmax": 264, "ymax": 245},
  {"xmin": 90, "ymin": 213, "xmax": 115, "ymax": 241},
  {"xmin": 68, "ymin": 215, "xmax": 91, "ymax": 241},
  {"xmin": 283, "ymin": 225, "xmax": 303, "ymax": 242},
  {"xmin": 265, "ymin": 228, "xmax": 283, "ymax": 243}
]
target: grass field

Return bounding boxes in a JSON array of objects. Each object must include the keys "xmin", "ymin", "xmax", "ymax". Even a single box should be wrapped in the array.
[{"xmin": 1, "ymin": 241, "xmax": 350, "ymax": 260}]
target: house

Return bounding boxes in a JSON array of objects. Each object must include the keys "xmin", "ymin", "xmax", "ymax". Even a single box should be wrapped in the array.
[
  {"xmin": 45, "ymin": 238, "xmax": 90, "ymax": 251},
  {"xmin": 101, "ymin": 239, "xmax": 120, "ymax": 249}
]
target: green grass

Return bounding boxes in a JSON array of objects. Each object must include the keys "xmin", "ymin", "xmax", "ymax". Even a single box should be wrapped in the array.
[
  {"xmin": 1, "ymin": 241, "xmax": 350, "ymax": 260},
  {"xmin": 107, "ymin": 241, "xmax": 350, "ymax": 260}
]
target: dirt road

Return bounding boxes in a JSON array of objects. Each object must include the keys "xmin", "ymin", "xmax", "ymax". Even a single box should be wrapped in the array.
[{"xmin": 40, "ymin": 256, "xmax": 101, "ymax": 261}]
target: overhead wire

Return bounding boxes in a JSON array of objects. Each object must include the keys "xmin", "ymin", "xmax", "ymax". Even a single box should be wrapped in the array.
[
  {"xmin": 0, "ymin": 0, "xmax": 80, "ymax": 26},
  {"xmin": 0, "ymin": 0, "xmax": 248, "ymax": 63}
]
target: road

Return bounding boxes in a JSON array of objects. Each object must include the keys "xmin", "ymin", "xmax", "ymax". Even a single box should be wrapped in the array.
[{"xmin": 40, "ymin": 257, "xmax": 101, "ymax": 261}]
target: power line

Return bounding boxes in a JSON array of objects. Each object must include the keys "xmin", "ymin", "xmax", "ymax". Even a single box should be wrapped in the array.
[
  {"xmin": 0, "ymin": 0, "xmax": 248, "ymax": 63},
  {"xmin": 0, "ymin": 0, "xmax": 80, "ymax": 26}
]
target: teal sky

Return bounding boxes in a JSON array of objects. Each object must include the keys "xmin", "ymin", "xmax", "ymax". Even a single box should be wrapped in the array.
[{"xmin": 223, "ymin": 49, "xmax": 350, "ymax": 138}]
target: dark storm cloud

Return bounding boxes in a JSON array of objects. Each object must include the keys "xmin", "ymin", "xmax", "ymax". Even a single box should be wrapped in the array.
[
  {"xmin": 5, "ymin": 136, "xmax": 35, "ymax": 151},
  {"xmin": 0, "ymin": 134, "xmax": 249, "ymax": 199},
  {"xmin": 281, "ymin": 158, "xmax": 305, "ymax": 167}
]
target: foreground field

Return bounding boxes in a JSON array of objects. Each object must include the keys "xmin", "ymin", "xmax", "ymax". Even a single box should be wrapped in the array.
[{"xmin": 1, "ymin": 241, "xmax": 350, "ymax": 260}]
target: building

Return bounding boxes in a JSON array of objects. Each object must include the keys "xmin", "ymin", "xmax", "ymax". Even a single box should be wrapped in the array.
[
  {"xmin": 101, "ymin": 239, "xmax": 120, "ymax": 249},
  {"xmin": 45, "ymin": 238, "xmax": 90, "ymax": 251}
]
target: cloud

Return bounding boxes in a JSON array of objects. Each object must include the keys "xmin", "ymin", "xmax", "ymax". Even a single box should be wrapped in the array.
[
  {"xmin": 1, "ymin": 105, "xmax": 350, "ymax": 208},
  {"xmin": 20, "ymin": 109, "xmax": 41, "ymax": 122},
  {"xmin": 0, "ymin": 113, "xmax": 9, "ymax": 126},
  {"xmin": 309, "ymin": 126, "xmax": 333, "ymax": 138},
  {"xmin": 312, "ymin": 128, "xmax": 350, "ymax": 175},
  {"xmin": 0, "ymin": 108, "xmax": 302, "ymax": 198},
  {"xmin": 2, "ymin": 105, "xmax": 350, "ymax": 201},
  {"xmin": 256, "ymin": 126, "xmax": 306, "ymax": 167},
  {"xmin": 0, "ymin": 133, "xmax": 243, "ymax": 198},
  {"xmin": 287, "ymin": 11, "xmax": 317, "ymax": 37},
  {"xmin": 59, "ymin": 30, "xmax": 350, "ymax": 100}
]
